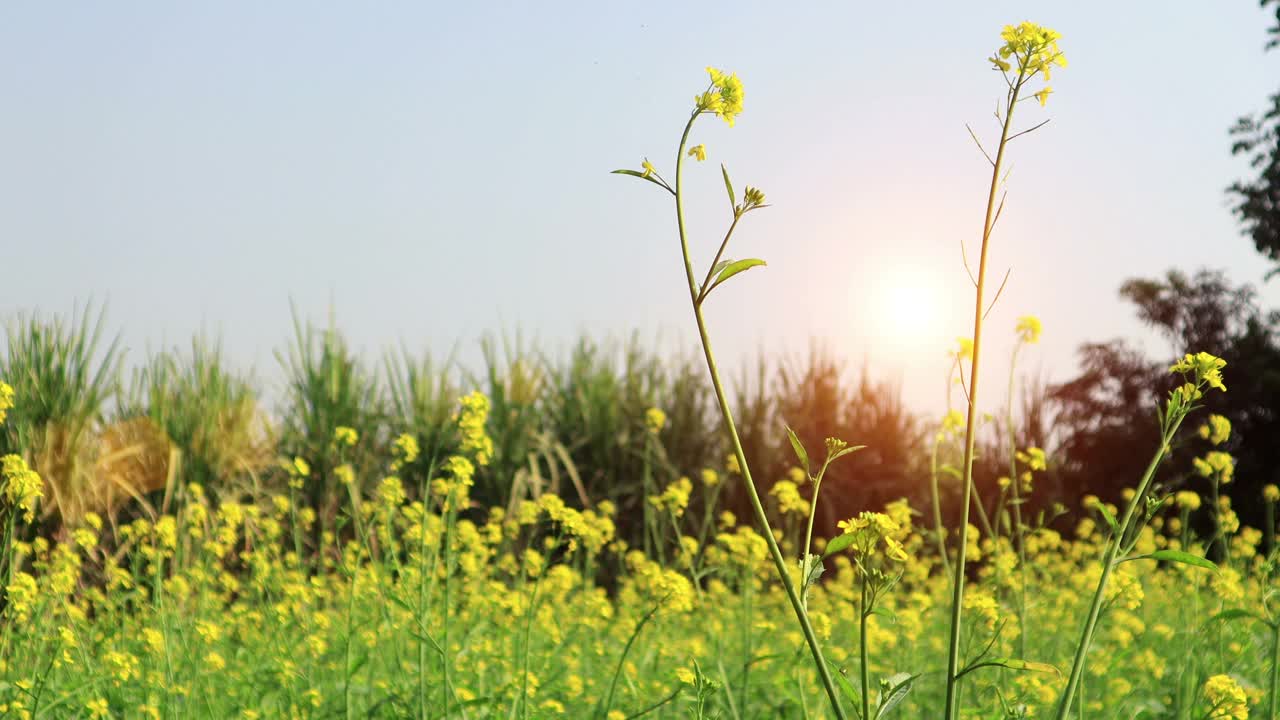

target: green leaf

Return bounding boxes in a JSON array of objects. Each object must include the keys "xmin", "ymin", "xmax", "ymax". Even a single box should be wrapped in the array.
[
  {"xmin": 710, "ymin": 258, "xmax": 766, "ymax": 292},
  {"xmin": 1094, "ymin": 502, "xmax": 1118, "ymax": 534},
  {"xmin": 826, "ymin": 661, "xmax": 860, "ymax": 708},
  {"xmin": 611, "ymin": 168, "xmax": 673, "ymax": 193},
  {"xmin": 801, "ymin": 553, "xmax": 824, "ymax": 604},
  {"xmin": 870, "ymin": 607, "xmax": 898, "ymax": 624},
  {"xmin": 830, "ymin": 445, "xmax": 867, "ymax": 463},
  {"xmin": 824, "ymin": 532, "xmax": 857, "ymax": 558},
  {"xmin": 721, "ymin": 163, "xmax": 736, "ymax": 210},
  {"xmin": 984, "ymin": 658, "xmax": 1059, "ymax": 675},
  {"xmin": 874, "ymin": 673, "xmax": 916, "ymax": 719},
  {"xmin": 1130, "ymin": 549, "xmax": 1217, "ymax": 571},
  {"xmin": 1207, "ymin": 608, "xmax": 1270, "ymax": 627},
  {"xmin": 786, "ymin": 426, "xmax": 810, "ymax": 475}
]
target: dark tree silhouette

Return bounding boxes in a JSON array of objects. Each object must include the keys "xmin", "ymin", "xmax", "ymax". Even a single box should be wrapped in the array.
[
  {"xmin": 1228, "ymin": 0, "xmax": 1280, "ymax": 271},
  {"xmin": 1053, "ymin": 269, "xmax": 1280, "ymax": 532}
]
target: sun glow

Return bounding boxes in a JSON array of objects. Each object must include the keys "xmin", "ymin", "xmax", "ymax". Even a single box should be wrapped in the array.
[{"xmin": 872, "ymin": 277, "xmax": 941, "ymax": 348}]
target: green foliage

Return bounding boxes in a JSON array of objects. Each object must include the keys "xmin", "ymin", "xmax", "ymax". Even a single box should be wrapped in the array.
[{"xmin": 277, "ymin": 305, "xmax": 384, "ymax": 536}]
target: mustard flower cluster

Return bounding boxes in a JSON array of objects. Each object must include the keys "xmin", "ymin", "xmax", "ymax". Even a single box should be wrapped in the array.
[
  {"xmin": 455, "ymin": 391, "xmax": 494, "ymax": 467},
  {"xmin": 695, "ymin": 67, "xmax": 744, "ymax": 126},
  {"xmin": 332, "ymin": 426, "xmax": 358, "ymax": 447},
  {"xmin": 989, "ymin": 21, "xmax": 1067, "ymax": 84},
  {"xmin": 2, "ymin": 453, "xmax": 43, "ymax": 523},
  {"xmin": 644, "ymin": 407, "xmax": 666, "ymax": 435},
  {"xmin": 1202, "ymin": 674, "xmax": 1248, "ymax": 720},
  {"xmin": 0, "ymin": 380, "xmax": 13, "ymax": 425},
  {"xmin": 1193, "ymin": 451, "xmax": 1236, "ymax": 485},
  {"xmin": 1015, "ymin": 315, "xmax": 1043, "ymax": 344},
  {"xmin": 649, "ymin": 476, "xmax": 693, "ymax": 519},
  {"xmin": 1198, "ymin": 414, "xmax": 1231, "ymax": 446},
  {"xmin": 1175, "ymin": 490, "xmax": 1202, "ymax": 512},
  {"xmin": 834, "ymin": 512, "xmax": 909, "ymax": 563},
  {"xmin": 283, "ymin": 456, "xmax": 310, "ymax": 489},
  {"xmin": 769, "ymin": 479, "xmax": 809, "ymax": 517},
  {"xmin": 1169, "ymin": 351, "xmax": 1228, "ymax": 401},
  {"xmin": 390, "ymin": 432, "xmax": 419, "ymax": 471}
]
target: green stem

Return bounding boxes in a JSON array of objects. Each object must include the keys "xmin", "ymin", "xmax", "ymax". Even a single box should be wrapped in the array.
[
  {"xmin": 602, "ymin": 602, "xmax": 663, "ymax": 717},
  {"xmin": 672, "ymin": 111, "xmax": 848, "ymax": 720},
  {"xmin": 517, "ymin": 570, "xmax": 542, "ymax": 720},
  {"xmin": 1006, "ymin": 344, "xmax": 1029, "ymax": 659},
  {"xmin": 439, "ymin": 500, "xmax": 458, "ymax": 720},
  {"xmin": 800, "ymin": 463, "xmax": 828, "ymax": 610},
  {"xmin": 697, "ymin": 215, "xmax": 743, "ymax": 305},
  {"xmin": 1269, "ymin": 621, "xmax": 1280, "ymax": 720},
  {"xmin": 943, "ymin": 73, "xmax": 1022, "ymax": 720},
  {"xmin": 928, "ymin": 439, "xmax": 952, "ymax": 578},
  {"xmin": 1053, "ymin": 413, "xmax": 1185, "ymax": 719},
  {"xmin": 859, "ymin": 579, "xmax": 871, "ymax": 720}
]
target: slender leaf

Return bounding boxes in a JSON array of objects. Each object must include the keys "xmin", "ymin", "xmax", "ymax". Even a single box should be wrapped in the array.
[
  {"xmin": 721, "ymin": 163, "xmax": 736, "ymax": 210},
  {"xmin": 786, "ymin": 426, "xmax": 810, "ymax": 474},
  {"xmin": 824, "ymin": 532, "xmax": 857, "ymax": 558},
  {"xmin": 874, "ymin": 673, "xmax": 916, "ymax": 719},
  {"xmin": 1125, "ymin": 549, "xmax": 1217, "ymax": 571}
]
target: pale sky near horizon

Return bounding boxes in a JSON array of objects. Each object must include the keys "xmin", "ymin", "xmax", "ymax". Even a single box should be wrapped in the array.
[{"xmin": 2, "ymin": 2, "xmax": 1278, "ymax": 416}]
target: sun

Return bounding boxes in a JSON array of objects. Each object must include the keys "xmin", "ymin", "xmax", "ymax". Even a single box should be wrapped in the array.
[{"xmin": 872, "ymin": 278, "xmax": 940, "ymax": 348}]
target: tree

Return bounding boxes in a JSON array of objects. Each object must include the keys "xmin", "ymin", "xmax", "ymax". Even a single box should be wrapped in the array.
[
  {"xmin": 1229, "ymin": 0, "xmax": 1280, "ymax": 272},
  {"xmin": 1053, "ymin": 269, "xmax": 1280, "ymax": 531}
]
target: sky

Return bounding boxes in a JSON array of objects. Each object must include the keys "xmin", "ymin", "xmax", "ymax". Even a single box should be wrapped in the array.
[{"xmin": 1, "ymin": 2, "xmax": 1278, "ymax": 415}]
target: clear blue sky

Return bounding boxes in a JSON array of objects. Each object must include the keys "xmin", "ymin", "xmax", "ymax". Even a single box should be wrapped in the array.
[{"xmin": 2, "ymin": 2, "xmax": 1277, "ymax": 414}]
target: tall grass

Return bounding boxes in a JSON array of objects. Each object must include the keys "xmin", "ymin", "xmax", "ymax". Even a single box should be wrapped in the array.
[{"xmin": 0, "ymin": 302, "xmax": 123, "ymax": 527}]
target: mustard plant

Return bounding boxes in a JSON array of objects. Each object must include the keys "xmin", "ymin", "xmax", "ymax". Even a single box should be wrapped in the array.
[
  {"xmin": 943, "ymin": 22, "xmax": 1065, "ymax": 718},
  {"xmin": 1054, "ymin": 352, "xmax": 1228, "ymax": 717},
  {"xmin": 1003, "ymin": 315, "xmax": 1042, "ymax": 658},
  {"xmin": 615, "ymin": 66, "xmax": 850, "ymax": 717}
]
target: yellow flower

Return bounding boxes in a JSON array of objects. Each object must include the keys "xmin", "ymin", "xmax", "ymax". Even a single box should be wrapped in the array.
[
  {"xmin": 5, "ymin": 572, "xmax": 37, "ymax": 623},
  {"xmin": 700, "ymin": 468, "xmax": 720, "ymax": 487},
  {"xmin": 644, "ymin": 407, "xmax": 667, "ymax": 435},
  {"xmin": 86, "ymin": 698, "xmax": 110, "ymax": 719},
  {"xmin": 953, "ymin": 337, "xmax": 974, "ymax": 362},
  {"xmin": 687, "ymin": 144, "xmax": 707, "ymax": 162},
  {"xmin": 1, "ymin": 454, "xmax": 43, "ymax": 523},
  {"xmin": 641, "ymin": 159, "xmax": 656, "ymax": 179},
  {"xmin": 676, "ymin": 667, "xmax": 697, "ymax": 685},
  {"xmin": 205, "ymin": 651, "xmax": 227, "ymax": 672},
  {"xmin": 1016, "ymin": 447, "xmax": 1047, "ymax": 471},
  {"xmin": 1175, "ymin": 490, "xmax": 1201, "ymax": 512},
  {"xmin": 1197, "ymin": 414, "xmax": 1231, "ymax": 446},
  {"xmin": 333, "ymin": 426, "xmax": 358, "ymax": 447},
  {"xmin": 1034, "ymin": 86, "xmax": 1053, "ymax": 107},
  {"xmin": 334, "ymin": 463, "xmax": 355, "ymax": 486},
  {"xmin": 995, "ymin": 22, "xmax": 1066, "ymax": 80},
  {"xmin": 455, "ymin": 392, "xmax": 494, "ymax": 466},
  {"xmin": 701, "ymin": 66, "xmax": 744, "ymax": 126},
  {"xmin": 1265, "ymin": 484, "xmax": 1280, "ymax": 503},
  {"xmin": 1169, "ymin": 352, "xmax": 1227, "ymax": 393},
  {"xmin": 1016, "ymin": 315, "xmax": 1042, "ymax": 343},
  {"xmin": 1203, "ymin": 674, "xmax": 1248, "ymax": 719},
  {"xmin": 0, "ymin": 381, "xmax": 13, "ymax": 425},
  {"xmin": 392, "ymin": 433, "xmax": 420, "ymax": 469},
  {"xmin": 768, "ymin": 480, "xmax": 808, "ymax": 517}
]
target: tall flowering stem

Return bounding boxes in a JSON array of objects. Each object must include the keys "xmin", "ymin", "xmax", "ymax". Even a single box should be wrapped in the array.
[
  {"xmin": 944, "ymin": 23, "xmax": 1064, "ymax": 718},
  {"xmin": 1054, "ymin": 354, "xmax": 1226, "ymax": 718},
  {"xmin": 616, "ymin": 67, "xmax": 848, "ymax": 719}
]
